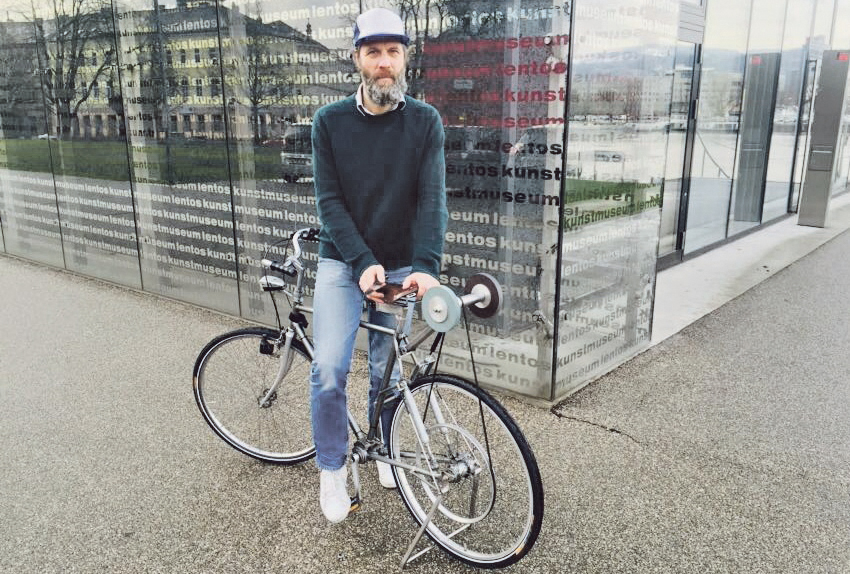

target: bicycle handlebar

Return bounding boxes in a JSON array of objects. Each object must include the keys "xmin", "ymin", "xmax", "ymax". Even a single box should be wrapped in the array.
[
  {"xmin": 261, "ymin": 227, "xmax": 502, "ymax": 332},
  {"xmin": 261, "ymin": 227, "xmax": 320, "ymax": 277}
]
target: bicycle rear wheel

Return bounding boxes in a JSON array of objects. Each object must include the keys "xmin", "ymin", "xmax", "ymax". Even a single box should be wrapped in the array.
[
  {"xmin": 193, "ymin": 327, "xmax": 315, "ymax": 464},
  {"xmin": 388, "ymin": 375, "xmax": 543, "ymax": 569}
]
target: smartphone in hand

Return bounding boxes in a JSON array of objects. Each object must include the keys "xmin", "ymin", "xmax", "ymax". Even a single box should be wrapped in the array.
[{"xmin": 375, "ymin": 283, "xmax": 417, "ymax": 302}]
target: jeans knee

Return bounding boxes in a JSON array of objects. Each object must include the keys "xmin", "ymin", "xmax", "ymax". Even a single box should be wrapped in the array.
[{"xmin": 311, "ymin": 360, "xmax": 348, "ymax": 395}]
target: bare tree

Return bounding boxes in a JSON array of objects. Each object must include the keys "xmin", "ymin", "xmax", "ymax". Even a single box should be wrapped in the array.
[
  {"xmin": 29, "ymin": 0, "xmax": 115, "ymax": 139},
  {"xmin": 243, "ymin": 20, "xmax": 296, "ymax": 144},
  {"xmin": 229, "ymin": 1, "xmax": 303, "ymax": 145},
  {"xmin": 392, "ymin": 0, "xmax": 484, "ymax": 95}
]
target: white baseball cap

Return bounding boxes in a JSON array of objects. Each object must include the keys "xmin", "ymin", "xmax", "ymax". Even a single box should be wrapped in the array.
[{"xmin": 353, "ymin": 8, "xmax": 410, "ymax": 47}]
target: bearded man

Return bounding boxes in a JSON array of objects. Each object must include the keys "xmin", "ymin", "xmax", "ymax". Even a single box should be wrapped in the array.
[{"xmin": 308, "ymin": 7, "xmax": 447, "ymax": 523}]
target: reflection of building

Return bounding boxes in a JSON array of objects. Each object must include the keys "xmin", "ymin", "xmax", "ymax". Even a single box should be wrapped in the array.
[
  {"xmin": 114, "ymin": 3, "xmax": 355, "ymax": 142},
  {"xmin": 0, "ymin": 21, "xmax": 43, "ymax": 138},
  {"xmin": 0, "ymin": 4, "xmax": 355, "ymax": 142}
]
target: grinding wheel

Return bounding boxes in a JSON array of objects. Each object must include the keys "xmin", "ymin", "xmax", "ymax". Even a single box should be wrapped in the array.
[
  {"xmin": 422, "ymin": 285, "xmax": 462, "ymax": 332},
  {"xmin": 463, "ymin": 273, "xmax": 502, "ymax": 319}
]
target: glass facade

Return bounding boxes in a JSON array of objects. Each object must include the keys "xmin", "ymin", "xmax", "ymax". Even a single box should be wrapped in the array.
[
  {"xmin": 3, "ymin": 0, "xmax": 850, "ymax": 400},
  {"xmin": 685, "ymin": 0, "xmax": 753, "ymax": 252},
  {"xmin": 682, "ymin": 0, "xmax": 850, "ymax": 255}
]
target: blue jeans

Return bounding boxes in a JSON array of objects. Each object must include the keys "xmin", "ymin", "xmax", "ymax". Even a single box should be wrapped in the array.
[{"xmin": 310, "ymin": 257, "xmax": 410, "ymax": 471}]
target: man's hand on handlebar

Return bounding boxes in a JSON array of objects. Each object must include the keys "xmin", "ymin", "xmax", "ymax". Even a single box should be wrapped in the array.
[
  {"xmin": 360, "ymin": 264, "xmax": 387, "ymax": 303},
  {"xmin": 403, "ymin": 272, "xmax": 440, "ymax": 300}
]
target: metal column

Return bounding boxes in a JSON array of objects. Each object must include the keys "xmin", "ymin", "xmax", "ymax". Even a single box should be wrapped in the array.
[{"xmin": 798, "ymin": 50, "xmax": 850, "ymax": 228}]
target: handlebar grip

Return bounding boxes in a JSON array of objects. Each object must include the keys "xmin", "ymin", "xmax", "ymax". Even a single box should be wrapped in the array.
[{"xmin": 291, "ymin": 227, "xmax": 321, "ymax": 242}]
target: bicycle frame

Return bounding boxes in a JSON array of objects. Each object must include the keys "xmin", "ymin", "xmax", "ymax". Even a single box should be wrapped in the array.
[
  {"xmin": 199, "ymin": 232, "xmax": 540, "ymax": 568},
  {"xmin": 262, "ymin": 229, "xmax": 448, "ymax": 482}
]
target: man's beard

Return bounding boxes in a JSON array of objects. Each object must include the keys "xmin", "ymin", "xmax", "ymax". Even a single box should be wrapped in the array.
[{"xmin": 363, "ymin": 70, "xmax": 407, "ymax": 107}]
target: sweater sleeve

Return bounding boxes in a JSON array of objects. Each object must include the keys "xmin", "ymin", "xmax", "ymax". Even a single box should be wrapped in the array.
[
  {"xmin": 410, "ymin": 108, "xmax": 447, "ymax": 278},
  {"xmin": 312, "ymin": 111, "xmax": 379, "ymax": 278}
]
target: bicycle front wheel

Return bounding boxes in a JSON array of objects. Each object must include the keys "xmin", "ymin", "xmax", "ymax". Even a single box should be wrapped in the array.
[
  {"xmin": 193, "ymin": 327, "xmax": 315, "ymax": 464},
  {"xmin": 388, "ymin": 375, "xmax": 543, "ymax": 569}
]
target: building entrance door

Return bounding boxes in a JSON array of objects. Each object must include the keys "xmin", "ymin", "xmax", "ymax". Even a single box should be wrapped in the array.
[
  {"xmin": 789, "ymin": 59, "xmax": 819, "ymax": 212},
  {"xmin": 658, "ymin": 40, "xmax": 701, "ymax": 267}
]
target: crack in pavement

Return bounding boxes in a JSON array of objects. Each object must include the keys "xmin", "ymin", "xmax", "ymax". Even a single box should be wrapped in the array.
[{"xmin": 550, "ymin": 408, "xmax": 641, "ymax": 444}]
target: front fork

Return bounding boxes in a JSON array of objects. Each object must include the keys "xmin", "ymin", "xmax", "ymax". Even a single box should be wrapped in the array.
[{"xmin": 259, "ymin": 325, "xmax": 308, "ymax": 407}]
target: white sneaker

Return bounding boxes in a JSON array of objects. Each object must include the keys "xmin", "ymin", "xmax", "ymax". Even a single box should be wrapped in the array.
[
  {"xmin": 377, "ymin": 460, "xmax": 396, "ymax": 489},
  {"xmin": 319, "ymin": 467, "xmax": 350, "ymax": 524}
]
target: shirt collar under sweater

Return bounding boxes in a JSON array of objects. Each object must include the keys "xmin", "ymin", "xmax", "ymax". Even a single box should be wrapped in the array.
[{"xmin": 355, "ymin": 83, "xmax": 406, "ymax": 116}]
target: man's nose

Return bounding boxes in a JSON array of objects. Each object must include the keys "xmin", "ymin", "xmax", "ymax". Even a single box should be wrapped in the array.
[{"xmin": 377, "ymin": 54, "xmax": 392, "ymax": 67}]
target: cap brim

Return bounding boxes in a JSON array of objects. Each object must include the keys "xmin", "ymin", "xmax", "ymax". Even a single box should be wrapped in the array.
[{"xmin": 355, "ymin": 34, "xmax": 410, "ymax": 47}]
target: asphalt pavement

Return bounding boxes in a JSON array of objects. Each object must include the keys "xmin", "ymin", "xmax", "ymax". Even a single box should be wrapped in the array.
[{"xmin": 1, "ymin": 231, "xmax": 849, "ymax": 573}]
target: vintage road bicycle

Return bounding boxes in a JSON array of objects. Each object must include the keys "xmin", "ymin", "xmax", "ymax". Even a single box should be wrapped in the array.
[{"xmin": 192, "ymin": 227, "xmax": 543, "ymax": 569}]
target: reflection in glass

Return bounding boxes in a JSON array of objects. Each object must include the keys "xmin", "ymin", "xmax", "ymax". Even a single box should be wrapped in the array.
[
  {"xmin": 31, "ymin": 0, "xmax": 142, "ymax": 287},
  {"xmin": 790, "ymin": 59, "xmax": 818, "ymax": 211},
  {"xmin": 659, "ymin": 42, "xmax": 697, "ymax": 256},
  {"xmin": 809, "ymin": 0, "xmax": 835, "ymax": 59},
  {"xmin": 685, "ymin": 0, "xmax": 753, "ymax": 253},
  {"xmin": 762, "ymin": 0, "xmax": 816, "ymax": 222},
  {"xmin": 221, "ymin": 0, "xmax": 355, "ymax": 325},
  {"xmin": 728, "ymin": 0, "xmax": 787, "ymax": 237},
  {"xmin": 114, "ymin": 0, "xmax": 239, "ymax": 313},
  {"xmin": 0, "ymin": 16, "xmax": 65, "ymax": 267},
  {"xmin": 557, "ymin": 0, "xmax": 677, "ymax": 396}
]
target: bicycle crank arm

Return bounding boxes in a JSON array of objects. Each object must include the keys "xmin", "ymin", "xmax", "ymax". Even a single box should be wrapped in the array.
[
  {"xmin": 349, "ymin": 453, "xmax": 363, "ymax": 512},
  {"xmin": 369, "ymin": 453, "xmax": 442, "ymax": 481}
]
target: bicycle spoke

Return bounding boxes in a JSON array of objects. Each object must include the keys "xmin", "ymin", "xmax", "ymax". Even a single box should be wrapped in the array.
[{"xmin": 389, "ymin": 376, "xmax": 543, "ymax": 568}]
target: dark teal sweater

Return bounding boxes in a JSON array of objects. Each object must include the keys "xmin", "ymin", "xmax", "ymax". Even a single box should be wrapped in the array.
[{"xmin": 311, "ymin": 95, "xmax": 447, "ymax": 279}]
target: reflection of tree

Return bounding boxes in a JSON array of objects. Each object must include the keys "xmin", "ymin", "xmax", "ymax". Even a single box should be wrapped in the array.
[
  {"xmin": 392, "ymin": 0, "xmax": 453, "ymax": 95},
  {"xmin": 624, "ymin": 78, "xmax": 641, "ymax": 119},
  {"xmin": 29, "ymin": 0, "xmax": 115, "ymax": 139},
  {"xmin": 244, "ymin": 18, "xmax": 296, "ymax": 144}
]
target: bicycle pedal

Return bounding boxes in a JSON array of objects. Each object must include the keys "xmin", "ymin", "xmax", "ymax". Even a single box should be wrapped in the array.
[{"xmin": 349, "ymin": 497, "xmax": 362, "ymax": 513}]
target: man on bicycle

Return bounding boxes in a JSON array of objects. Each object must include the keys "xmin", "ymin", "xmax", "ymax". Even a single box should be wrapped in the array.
[{"xmin": 309, "ymin": 7, "xmax": 447, "ymax": 524}]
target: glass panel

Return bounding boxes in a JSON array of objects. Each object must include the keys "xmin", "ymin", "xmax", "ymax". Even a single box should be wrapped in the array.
[
  {"xmin": 555, "ymin": 0, "xmax": 678, "ymax": 397},
  {"xmin": 831, "ymin": 0, "xmax": 850, "ymax": 48},
  {"xmin": 659, "ymin": 41, "xmax": 697, "ymax": 256},
  {"xmin": 685, "ymin": 0, "xmax": 752, "ymax": 253},
  {"xmin": 113, "ymin": 0, "xmax": 240, "ymax": 313},
  {"xmin": 832, "ymin": 65, "xmax": 850, "ymax": 194},
  {"xmin": 221, "ymin": 0, "xmax": 349, "ymax": 325},
  {"xmin": 728, "ymin": 0, "xmax": 787, "ymax": 236},
  {"xmin": 415, "ymin": 0, "xmax": 569, "ymax": 399},
  {"xmin": 790, "ymin": 59, "xmax": 818, "ymax": 210},
  {"xmin": 830, "ymin": 0, "xmax": 850, "ymax": 194},
  {"xmin": 34, "ymin": 0, "xmax": 142, "ymax": 287},
  {"xmin": 0, "ymin": 18, "xmax": 65, "ymax": 267},
  {"xmin": 0, "ymin": 0, "xmax": 685, "ymax": 401},
  {"xmin": 810, "ymin": 0, "xmax": 835, "ymax": 58},
  {"xmin": 762, "ymin": 0, "xmax": 817, "ymax": 222}
]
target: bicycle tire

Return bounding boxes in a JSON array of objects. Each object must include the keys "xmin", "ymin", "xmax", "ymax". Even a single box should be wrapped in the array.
[
  {"xmin": 388, "ymin": 374, "xmax": 543, "ymax": 569},
  {"xmin": 193, "ymin": 327, "xmax": 315, "ymax": 464}
]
